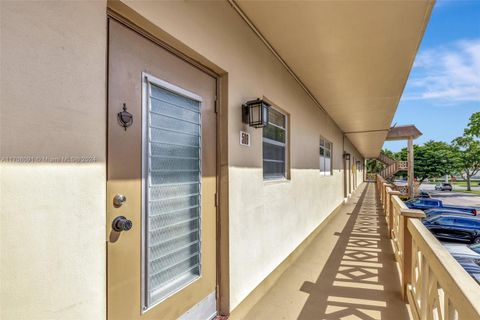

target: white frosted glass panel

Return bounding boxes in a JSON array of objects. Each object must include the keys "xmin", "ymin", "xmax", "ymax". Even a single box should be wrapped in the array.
[
  {"xmin": 151, "ymin": 85, "xmax": 200, "ymax": 111},
  {"xmin": 150, "ymin": 171, "xmax": 200, "ymax": 185},
  {"xmin": 151, "ymin": 99, "xmax": 200, "ymax": 123},
  {"xmin": 150, "ymin": 113, "xmax": 199, "ymax": 135},
  {"xmin": 149, "ymin": 207, "xmax": 200, "ymax": 230},
  {"xmin": 149, "ymin": 231, "xmax": 199, "ymax": 260},
  {"xmin": 150, "ymin": 158, "xmax": 199, "ymax": 171},
  {"xmin": 151, "ymin": 143, "xmax": 199, "ymax": 158},
  {"xmin": 149, "ymin": 195, "xmax": 200, "ymax": 214},
  {"xmin": 262, "ymin": 108, "xmax": 286, "ymax": 180},
  {"xmin": 144, "ymin": 82, "xmax": 202, "ymax": 308},
  {"xmin": 325, "ymin": 158, "xmax": 331, "ymax": 175},
  {"xmin": 149, "ymin": 183, "xmax": 199, "ymax": 201},
  {"xmin": 150, "ymin": 127, "xmax": 200, "ymax": 147}
]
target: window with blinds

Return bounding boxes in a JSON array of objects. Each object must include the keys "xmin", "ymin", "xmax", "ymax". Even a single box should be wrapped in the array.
[
  {"xmin": 143, "ymin": 79, "xmax": 202, "ymax": 309},
  {"xmin": 263, "ymin": 107, "xmax": 287, "ymax": 180},
  {"xmin": 320, "ymin": 138, "xmax": 332, "ymax": 176}
]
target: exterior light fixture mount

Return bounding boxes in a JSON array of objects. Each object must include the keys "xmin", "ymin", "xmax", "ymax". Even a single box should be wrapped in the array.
[
  {"xmin": 343, "ymin": 153, "xmax": 351, "ymax": 160},
  {"xmin": 242, "ymin": 98, "xmax": 270, "ymax": 128}
]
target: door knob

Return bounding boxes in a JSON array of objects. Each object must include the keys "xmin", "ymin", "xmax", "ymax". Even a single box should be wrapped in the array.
[{"xmin": 112, "ymin": 216, "xmax": 133, "ymax": 232}]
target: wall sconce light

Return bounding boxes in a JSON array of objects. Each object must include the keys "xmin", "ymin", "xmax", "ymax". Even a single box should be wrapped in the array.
[
  {"xmin": 356, "ymin": 160, "xmax": 361, "ymax": 166},
  {"xmin": 343, "ymin": 153, "xmax": 351, "ymax": 160},
  {"xmin": 242, "ymin": 98, "xmax": 270, "ymax": 128}
]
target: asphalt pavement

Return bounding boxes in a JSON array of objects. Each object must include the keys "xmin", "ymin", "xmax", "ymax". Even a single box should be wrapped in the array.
[{"xmin": 420, "ymin": 184, "xmax": 480, "ymax": 208}]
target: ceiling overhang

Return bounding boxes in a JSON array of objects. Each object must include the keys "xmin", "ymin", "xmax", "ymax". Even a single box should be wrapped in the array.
[
  {"xmin": 387, "ymin": 125, "xmax": 423, "ymax": 141},
  {"xmin": 233, "ymin": 0, "xmax": 434, "ymax": 158}
]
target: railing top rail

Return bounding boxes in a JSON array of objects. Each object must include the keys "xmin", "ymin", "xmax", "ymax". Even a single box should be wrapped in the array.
[
  {"xmin": 376, "ymin": 174, "xmax": 386, "ymax": 184},
  {"xmin": 401, "ymin": 208, "xmax": 424, "ymax": 218},
  {"xmin": 408, "ymin": 219, "xmax": 480, "ymax": 318},
  {"xmin": 378, "ymin": 153, "xmax": 396, "ymax": 165},
  {"xmin": 391, "ymin": 193, "xmax": 408, "ymax": 210}
]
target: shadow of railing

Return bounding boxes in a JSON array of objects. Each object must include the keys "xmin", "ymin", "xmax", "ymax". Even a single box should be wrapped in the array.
[{"xmin": 297, "ymin": 183, "xmax": 409, "ymax": 320}]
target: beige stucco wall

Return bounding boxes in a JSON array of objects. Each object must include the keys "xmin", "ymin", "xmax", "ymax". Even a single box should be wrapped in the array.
[
  {"xmin": 117, "ymin": 1, "xmax": 364, "ymax": 310},
  {"xmin": 344, "ymin": 138, "xmax": 365, "ymax": 192},
  {"xmin": 1, "ymin": 0, "xmax": 365, "ymax": 317},
  {"xmin": 0, "ymin": 1, "xmax": 107, "ymax": 319}
]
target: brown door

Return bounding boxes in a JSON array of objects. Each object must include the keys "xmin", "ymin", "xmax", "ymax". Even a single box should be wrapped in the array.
[{"xmin": 107, "ymin": 19, "xmax": 217, "ymax": 320}]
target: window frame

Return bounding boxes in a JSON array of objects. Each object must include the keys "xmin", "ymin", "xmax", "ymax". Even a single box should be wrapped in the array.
[
  {"xmin": 141, "ymin": 73, "xmax": 204, "ymax": 310},
  {"xmin": 262, "ymin": 105, "xmax": 289, "ymax": 181},
  {"xmin": 319, "ymin": 136, "xmax": 333, "ymax": 176}
]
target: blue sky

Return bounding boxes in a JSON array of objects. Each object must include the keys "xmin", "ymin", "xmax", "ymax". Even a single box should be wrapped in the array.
[{"xmin": 384, "ymin": 0, "xmax": 480, "ymax": 152}]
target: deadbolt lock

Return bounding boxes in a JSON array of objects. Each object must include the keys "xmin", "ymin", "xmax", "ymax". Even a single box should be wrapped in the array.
[{"xmin": 113, "ymin": 194, "xmax": 127, "ymax": 207}]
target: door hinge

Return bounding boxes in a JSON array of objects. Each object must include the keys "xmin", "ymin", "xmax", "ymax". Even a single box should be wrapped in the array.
[
  {"xmin": 214, "ymin": 193, "xmax": 219, "ymax": 207},
  {"xmin": 214, "ymin": 96, "xmax": 218, "ymax": 113}
]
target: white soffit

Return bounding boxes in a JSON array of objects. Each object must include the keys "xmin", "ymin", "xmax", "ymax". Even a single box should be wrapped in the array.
[{"xmin": 234, "ymin": 0, "xmax": 434, "ymax": 158}]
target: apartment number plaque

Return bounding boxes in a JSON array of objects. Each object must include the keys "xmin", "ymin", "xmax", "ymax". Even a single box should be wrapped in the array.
[{"xmin": 240, "ymin": 131, "xmax": 250, "ymax": 147}]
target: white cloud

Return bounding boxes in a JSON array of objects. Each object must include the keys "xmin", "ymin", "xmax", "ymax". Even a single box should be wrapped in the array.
[{"xmin": 405, "ymin": 39, "xmax": 480, "ymax": 102}]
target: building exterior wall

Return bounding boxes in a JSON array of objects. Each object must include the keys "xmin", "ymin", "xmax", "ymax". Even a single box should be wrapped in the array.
[
  {"xmin": 115, "ymin": 1, "xmax": 364, "ymax": 310},
  {"xmin": 0, "ymin": 1, "xmax": 365, "ymax": 318},
  {"xmin": 344, "ymin": 138, "xmax": 365, "ymax": 191},
  {"xmin": 0, "ymin": 1, "xmax": 107, "ymax": 319}
]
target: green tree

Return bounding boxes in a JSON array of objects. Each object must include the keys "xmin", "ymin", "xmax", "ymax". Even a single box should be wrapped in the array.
[
  {"xmin": 452, "ymin": 135, "xmax": 480, "ymax": 191},
  {"xmin": 366, "ymin": 159, "xmax": 384, "ymax": 173},
  {"xmin": 465, "ymin": 112, "xmax": 480, "ymax": 138},
  {"xmin": 396, "ymin": 141, "xmax": 459, "ymax": 183},
  {"xmin": 381, "ymin": 148, "xmax": 399, "ymax": 160}
]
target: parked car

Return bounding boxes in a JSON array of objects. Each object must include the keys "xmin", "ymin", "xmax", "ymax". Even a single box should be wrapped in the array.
[
  {"xmin": 435, "ymin": 182, "xmax": 453, "ymax": 191},
  {"xmin": 416, "ymin": 190, "xmax": 431, "ymax": 198},
  {"xmin": 423, "ymin": 215, "xmax": 480, "ymax": 244},
  {"xmin": 444, "ymin": 243, "xmax": 480, "ymax": 259},
  {"xmin": 405, "ymin": 198, "xmax": 478, "ymax": 215},
  {"xmin": 470, "ymin": 243, "xmax": 480, "ymax": 254},
  {"xmin": 444, "ymin": 243, "xmax": 480, "ymax": 284},
  {"xmin": 453, "ymin": 258, "xmax": 480, "ymax": 284},
  {"xmin": 424, "ymin": 208, "xmax": 477, "ymax": 219}
]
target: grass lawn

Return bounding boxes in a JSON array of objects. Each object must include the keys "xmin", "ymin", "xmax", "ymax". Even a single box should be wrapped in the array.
[
  {"xmin": 451, "ymin": 181, "xmax": 480, "ymax": 187},
  {"xmin": 424, "ymin": 180, "xmax": 480, "ymax": 187},
  {"xmin": 452, "ymin": 189, "xmax": 480, "ymax": 196}
]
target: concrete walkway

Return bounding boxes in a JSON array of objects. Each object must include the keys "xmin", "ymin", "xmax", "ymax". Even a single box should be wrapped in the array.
[{"xmin": 241, "ymin": 183, "xmax": 409, "ymax": 320}]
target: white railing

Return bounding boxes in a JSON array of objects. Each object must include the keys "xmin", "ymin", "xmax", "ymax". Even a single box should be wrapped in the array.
[
  {"xmin": 408, "ymin": 219, "xmax": 480, "ymax": 320},
  {"xmin": 376, "ymin": 153, "xmax": 408, "ymax": 179},
  {"xmin": 378, "ymin": 153, "xmax": 396, "ymax": 165},
  {"xmin": 376, "ymin": 174, "xmax": 480, "ymax": 320},
  {"xmin": 397, "ymin": 160, "xmax": 408, "ymax": 171}
]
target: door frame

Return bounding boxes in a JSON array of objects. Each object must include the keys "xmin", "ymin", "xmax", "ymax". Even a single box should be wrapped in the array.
[{"xmin": 107, "ymin": 4, "xmax": 231, "ymax": 316}]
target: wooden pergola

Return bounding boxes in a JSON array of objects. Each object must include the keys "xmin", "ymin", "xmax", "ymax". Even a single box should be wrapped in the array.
[{"xmin": 386, "ymin": 125, "xmax": 422, "ymax": 198}]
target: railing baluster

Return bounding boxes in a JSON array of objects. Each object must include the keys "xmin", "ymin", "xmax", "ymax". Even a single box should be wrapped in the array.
[{"xmin": 374, "ymin": 174, "xmax": 480, "ymax": 320}]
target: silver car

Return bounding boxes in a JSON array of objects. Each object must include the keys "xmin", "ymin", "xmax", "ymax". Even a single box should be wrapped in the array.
[
  {"xmin": 444, "ymin": 243, "xmax": 480, "ymax": 284},
  {"xmin": 435, "ymin": 182, "xmax": 453, "ymax": 191}
]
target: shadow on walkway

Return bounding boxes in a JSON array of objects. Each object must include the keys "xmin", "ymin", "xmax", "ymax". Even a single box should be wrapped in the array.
[
  {"xmin": 242, "ymin": 183, "xmax": 409, "ymax": 320},
  {"xmin": 297, "ymin": 183, "xmax": 408, "ymax": 319}
]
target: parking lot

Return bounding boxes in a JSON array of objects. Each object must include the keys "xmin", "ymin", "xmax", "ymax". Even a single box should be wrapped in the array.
[
  {"xmin": 420, "ymin": 184, "xmax": 480, "ymax": 208},
  {"xmin": 417, "ymin": 184, "xmax": 480, "ymax": 281}
]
